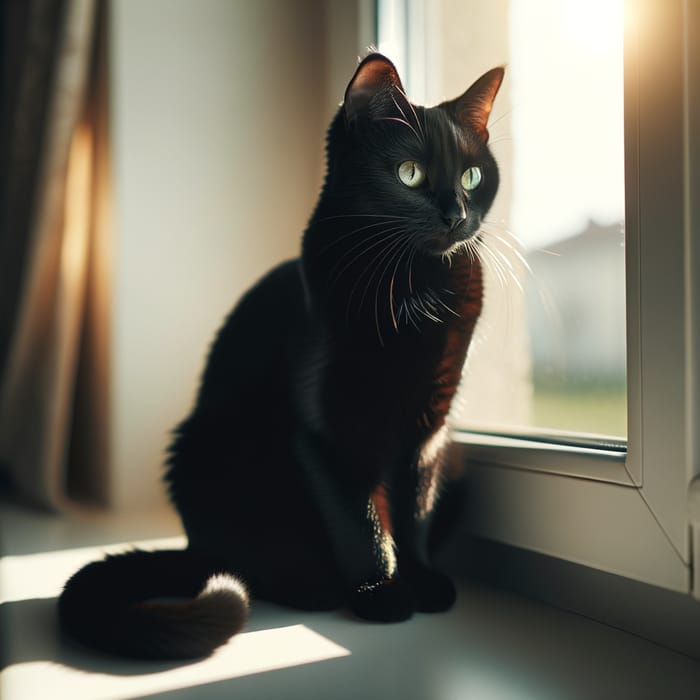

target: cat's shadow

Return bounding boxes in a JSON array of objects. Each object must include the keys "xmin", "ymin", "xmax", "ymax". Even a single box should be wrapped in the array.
[
  {"xmin": 0, "ymin": 595, "xmax": 349, "ymax": 677},
  {"xmin": 2, "ymin": 597, "xmax": 194, "ymax": 675}
]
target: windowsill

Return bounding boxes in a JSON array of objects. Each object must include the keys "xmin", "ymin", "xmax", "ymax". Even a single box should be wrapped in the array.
[
  {"xmin": 450, "ymin": 430, "xmax": 634, "ymax": 486},
  {"xmin": 3, "ymin": 500, "xmax": 700, "ymax": 699}
]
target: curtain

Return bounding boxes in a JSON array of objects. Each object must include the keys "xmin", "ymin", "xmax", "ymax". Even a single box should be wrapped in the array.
[{"xmin": 0, "ymin": 0, "xmax": 109, "ymax": 510}]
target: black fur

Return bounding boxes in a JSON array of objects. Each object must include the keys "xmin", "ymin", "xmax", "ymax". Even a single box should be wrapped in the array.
[
  {"xmin": 58, "ymin": 54, "xmax": 504, "ymax": 659},
  {"xmin": 58, "ymin": 550, "xmax": 248, "ymax": 659}
]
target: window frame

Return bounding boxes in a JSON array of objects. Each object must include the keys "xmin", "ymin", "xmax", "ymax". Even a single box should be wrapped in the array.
[{"xmin": 378, "ymin": 0, "xmax": 699, "ymax": 595}]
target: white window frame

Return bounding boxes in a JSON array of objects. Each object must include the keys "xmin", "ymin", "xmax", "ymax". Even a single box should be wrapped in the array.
[{"xmin": 379, "ymin": 0, "xmax": 699, "ymax": 596}]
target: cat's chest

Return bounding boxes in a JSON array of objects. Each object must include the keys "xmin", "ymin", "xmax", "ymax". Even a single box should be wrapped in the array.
[
  {"xmin": 296, "ymin": 257, "xmax": 483, "ymax": 437},
  {"xmin": 325, "ymin": 311, "xmax": 469, "ymax": 426}
]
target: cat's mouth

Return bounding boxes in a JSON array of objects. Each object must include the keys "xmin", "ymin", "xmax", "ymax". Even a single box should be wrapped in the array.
[{"xmin": 423, "ymin": 226, "xmax": 480, "ymax": 258}]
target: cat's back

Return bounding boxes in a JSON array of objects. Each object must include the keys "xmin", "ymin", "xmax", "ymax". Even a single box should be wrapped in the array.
[
  {"xmin": 165, "ymin": 257, "xmax": 312, "ymax": 541},
  {"xmin": 193, "ymin": 258, "xmax": 307, "ymax": 413}
]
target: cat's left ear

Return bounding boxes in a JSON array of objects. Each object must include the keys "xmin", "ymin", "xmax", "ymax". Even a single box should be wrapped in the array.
[
  {"xmin": 445, "ymin": 67, "xmax": 505, "ymax": 142},
  {"xmin": 344, "ymin": 53, "xmax": 406, "ymax": 124}
]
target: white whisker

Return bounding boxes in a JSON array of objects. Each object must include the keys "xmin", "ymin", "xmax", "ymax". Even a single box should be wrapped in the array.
[
  {"xmin": 328, "ymin": 225, "xmax": 406, "ymax": 287},
  {"xmin": 344, "ymin": 230, "xmax": 408, "ymax": 328},
  {"xmin": 388, "ymin": 241, "xmax": 414, "ymax": 331},
  {"xmin": 393, "ymin": 88, "xmax": 425, "ymax": 142},
  {"xmin": 360, "ymin": 234, "xmax": 409, "ymax": 343},
  {"xmin": 318, "ymin": 219, "xmax": 407, "ymax": 256},
  {"xmin": 315, "ymin": 213, "xmax": 412, "ymax": 223}
]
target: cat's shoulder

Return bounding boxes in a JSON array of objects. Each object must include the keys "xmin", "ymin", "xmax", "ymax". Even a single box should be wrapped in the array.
[
  {"xmin": 239, "ymin": 258, "xmax": 304, "ymax": 307},
  {"xmin": 216, "ymin": 258, "xmax": 306, "ymax": 342}
]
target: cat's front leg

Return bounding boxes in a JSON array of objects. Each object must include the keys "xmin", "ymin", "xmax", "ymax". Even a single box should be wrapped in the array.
[
  {"xmin": 394, "ymin": 513, "xmax": 458, "ymax": 614},
  {"xmin": 391, "ymin": 438, "xmax": 457, "ymax": 613},
  {"xmin": 295, "ymin": 432, "xmax": 414, "ymax": 622},
  {"xmin": 345, "ymin": 494, "xmax": 416, "ymax": 623}
]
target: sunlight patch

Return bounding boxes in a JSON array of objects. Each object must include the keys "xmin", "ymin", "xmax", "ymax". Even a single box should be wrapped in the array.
[
  {"xmin": 2, "ymin": 625, "xmax": 351, "ymax": 700},
  {"xmin": 0, "ymin": 536, "xmax": 187, "ymax": 604}
]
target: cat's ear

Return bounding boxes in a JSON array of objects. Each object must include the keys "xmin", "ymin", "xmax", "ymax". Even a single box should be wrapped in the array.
[
  {"xmin": 343, "ymin": 53, "xmax": 406, "ymax": 124},
  {"xmin": 446, "ymin": 67, "xmax": 505, "ymax": 142}
]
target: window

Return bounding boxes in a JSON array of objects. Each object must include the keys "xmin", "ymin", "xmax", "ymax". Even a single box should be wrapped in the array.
[
  {"xmin": 378, "ymin": 0, "xmax": 699, "ymax": 596},
  {"xmin": 382, "ymin": 0, "xmax": 627, "ymax": 439}
]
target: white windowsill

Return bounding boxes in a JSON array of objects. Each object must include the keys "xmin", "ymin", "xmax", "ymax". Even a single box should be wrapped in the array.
[{"xmin": 3, "ymin": 499, "xmax": 700, "ymax": 699}]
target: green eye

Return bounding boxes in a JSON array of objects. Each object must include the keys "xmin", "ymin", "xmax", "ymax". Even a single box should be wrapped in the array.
[
  {"xmin": 461, "ymin": 166, "xmax": 482, "ymax": 192},
  {"xmin": 397, "ymin": 160, "xmax": 426, "ymax": 188}
]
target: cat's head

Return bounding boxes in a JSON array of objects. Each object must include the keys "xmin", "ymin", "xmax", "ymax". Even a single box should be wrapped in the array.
[{"xmin": 322, "ymin": 53, "xmax": 504, "ymax": 258}]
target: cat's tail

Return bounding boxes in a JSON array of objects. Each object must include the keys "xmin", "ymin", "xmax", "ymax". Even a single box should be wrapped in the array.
[{"xmin": 58, "ymin": 549, "xmax": 249, "ymax": 659}]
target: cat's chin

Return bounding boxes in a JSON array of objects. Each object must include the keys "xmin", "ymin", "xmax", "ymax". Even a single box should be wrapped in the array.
[{"xmin": 423, "ymin": 234, "xmax": 480, "ymax": 260}]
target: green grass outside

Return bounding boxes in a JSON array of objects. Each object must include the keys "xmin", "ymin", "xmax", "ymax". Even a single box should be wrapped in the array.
[{"xmin": 532, "ymin": 386, "xmax": 627, "ymax": 438}]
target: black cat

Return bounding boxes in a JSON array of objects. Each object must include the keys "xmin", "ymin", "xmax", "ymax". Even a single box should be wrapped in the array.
[{"xmin": 59, "ymin": 53, "xmax": 504, "ymax": 659}]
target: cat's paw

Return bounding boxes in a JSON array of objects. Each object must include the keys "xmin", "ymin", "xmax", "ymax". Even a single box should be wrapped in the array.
[
  {"xmin": 404, "ymin": 565, "xmax": 457, "ymax": 613},
  {"xmin": 349, "ymin": 579, "xmax": 414, "ymax": 623}
]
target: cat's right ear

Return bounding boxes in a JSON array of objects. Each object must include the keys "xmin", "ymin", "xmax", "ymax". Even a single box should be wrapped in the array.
[{"xmin": 343, "ymin": 53, "xmax": 405, "ymax": 124}]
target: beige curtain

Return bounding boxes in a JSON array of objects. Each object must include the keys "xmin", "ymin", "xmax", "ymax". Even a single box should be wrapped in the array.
[{"xmin": 0, "ymin": 0, "xmax": 110, "ymax": 510}]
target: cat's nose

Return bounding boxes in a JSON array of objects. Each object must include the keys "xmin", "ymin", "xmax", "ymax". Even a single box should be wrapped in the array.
[
  {"xmin": 439, "ymin": 197, "xmax": 466, "ymax": 232},
  {"xmin": 444, "ymin": 214, "xmax": 466, "ymax": 232}
]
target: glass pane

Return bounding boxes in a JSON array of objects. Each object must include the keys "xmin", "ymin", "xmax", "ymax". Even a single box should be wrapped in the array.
[
  {"xmin": 415, "ymin": 0, "xmax": 627, "ymax": 438},
  {"xmin": 513, "ymin": 0, "xmax": 626, "ymax": 438}
]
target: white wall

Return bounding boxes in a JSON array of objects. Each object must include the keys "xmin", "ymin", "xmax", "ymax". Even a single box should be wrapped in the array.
[{"xmin": 108, "ymin": 0, "xmax": 333, "ymax": 510}]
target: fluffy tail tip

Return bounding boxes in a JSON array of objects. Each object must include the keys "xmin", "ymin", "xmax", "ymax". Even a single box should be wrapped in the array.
[
  {"xmin": 130, "ymin": 572, "xmax": 250, "ymax": 659},
  {"xmin": 197, "ymin": 572, "xmax": 250, "ymax": 631}
]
